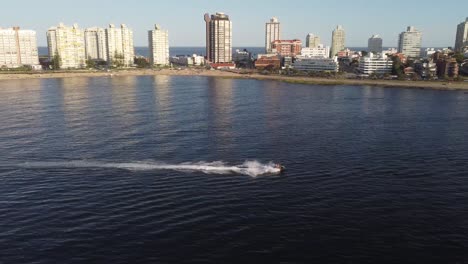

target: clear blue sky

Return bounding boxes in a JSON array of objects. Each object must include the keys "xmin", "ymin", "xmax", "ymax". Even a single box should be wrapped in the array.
[{"xmin": 2, "ymin": 0, "xmax": 467, "ymax": 47}]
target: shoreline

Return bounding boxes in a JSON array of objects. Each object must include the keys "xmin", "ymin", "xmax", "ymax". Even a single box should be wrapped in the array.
[{"xmin": 1, "ymin": 69, "xmax": 467, "ymax": 90}]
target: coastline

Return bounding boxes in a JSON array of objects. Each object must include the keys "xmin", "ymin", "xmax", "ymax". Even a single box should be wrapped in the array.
[{"xmin": 0, "ymin": 69, "xmax": 467, "ymax": 90}]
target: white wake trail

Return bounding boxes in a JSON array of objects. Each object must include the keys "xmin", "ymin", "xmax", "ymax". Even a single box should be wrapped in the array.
[{"xmin": 19, "ymin": 160, "xmax": 281, "ymax": 177}]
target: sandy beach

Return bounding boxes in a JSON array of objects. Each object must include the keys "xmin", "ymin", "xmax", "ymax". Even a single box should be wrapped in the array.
[{"xmin": 1, "ymin": 68, "xmax": 467, "ymax": 90}]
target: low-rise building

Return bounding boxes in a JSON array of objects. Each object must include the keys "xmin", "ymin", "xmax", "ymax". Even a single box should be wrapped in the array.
[
  {"xmin": 271, "ymin": 39, "xmax": 302, "ymax": 57},
  {"xmin": 209, "ymin": 62, "xmax": 235, "ymax": 70},
  {"xmin": 358, "ymin": 53, "xmax": 393, "ymax": 75},
  {"xmin": 233, "ymin": 49, "xmax": 253, "ymax": 68},
  {"xmin": 436, "ymin": 58, "xmax": 459, "ymax": 79},
  {"xmin": 255, "ymin": 54, "xmax": 280, "ymax": 70},
  {"xmin": 292, "ymin": 56, "xmax": 339, "ymax": 72},
  {"xmin": 300, "ymin": 44, "xmax": 330, "ymax": 58},
  {"xmin": 414, "ymin": 60, "xmax": 437, "ymax": 79},
  {"xmin": 423, "ymin": 48, "xmax": 436, "ymax": 59},
  {"xmin": 170, "ymin": 54, "xmax": 205, "ymax": 66},
  {"xmin": 383, "ymin": 48, "xmax": 398, "ymax": 55}
]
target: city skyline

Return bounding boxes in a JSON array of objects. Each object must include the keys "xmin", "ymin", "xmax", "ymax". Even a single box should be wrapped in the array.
[{"xmin": 1, "ymin": 0, "xmax": 467, "ymax": 48}]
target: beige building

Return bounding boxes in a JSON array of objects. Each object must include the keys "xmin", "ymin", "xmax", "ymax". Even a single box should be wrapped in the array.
[
  {"xmin": 204, "ymin": 12, "xmax": 232, "ymax": 63},
  {"xmin": 455, "ymin": 17, "xmax": 468, "ymax": 52},
  {"xmin": 330, "ymin": 25, "xmax": 345, "ymax": 58},
  {"xmin": 148, "ymin": 24, "xmax": 169, "ymax": 66},
  {"xmin": 265, "ymin": 17, "xmax": 281, "ymax": 53},
  {"xmin": 306, "ymin": 33, "xmax": 321, "ymax": 48},
  {"xmin": 47, "ymin": 23, "xmax": 86, "ymax": 69},
  {"xmin": 0, "ymin": 27, "xmax": 39, "ymax": 68},
  {"xmin": 106, "ymin": 24, "xmax": 135, "ymax": 67},
  {"xmin": 84, "ymin": 27, "xmax": 108, "ymax": 61},
  {"xmin": 398, "ymin": 26, "xmax": 422, "ymax": 58}
]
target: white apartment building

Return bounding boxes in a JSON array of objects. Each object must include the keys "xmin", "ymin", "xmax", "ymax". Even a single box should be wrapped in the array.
[
  {"xmin": 170, "ymin": 54, "xmax": 205, "ymax": 66},
  {"xmin": 358, "ymin": 53, "xmax": 393, "ymax": 75},
  {"xmin": 455, "ymin": 17, "xmax": 468, "ymax": 52},
  {"xmin": 423, "ymin": 48, "xmax": 436, "ymax": 58},
  {"xmin": 398, "ymin": 26, "xmax": 422, "ymax": 58},
  {"xmin": 148, "ymin": 24, "xmax": 169, "ymax": 66},
  {"xmin": 47, "ymin": 23, "xmax": 86, "ymax": 69},
  {"xmin": 0, "ymin": 27, "xmax": 39, "ymax": 68},
  {"xmin": 306, "ymin": 33, "xmax": 321, "ymax": 48},
  {"xmin": 106, "ymin": 24, "xmax": 135, "ymax": 67},
  {"xmin": 300, "ymin": 44, "xmax": 330, "ymax": 58},
  {"xmin": 383, "ymin": 48, "xmax": 398, "ymax": 55},
  {"xmin": 331, "ymin": 25, "xmax": 345, "ymax": 58},
  {"xmin": 84, "ymin": 27, "xmax": 108, "ymax": 61},
  {"xmin": 204, "ymin": 12, "xmax": 232, "ymax": 63},
  {"xmin": 265, "ymin": 17, "xmax": 280, "ymax": 53},
  {"xmin": 293, "ymin": 57, "xmax": 339, "ymax": 72},
  {"xmin": 233, "ymin": 49, "xmax": 251, "ymax": 62},
  {"xmin": 368, "ymin": 35, "xmax": 383, "ymax": 53}
]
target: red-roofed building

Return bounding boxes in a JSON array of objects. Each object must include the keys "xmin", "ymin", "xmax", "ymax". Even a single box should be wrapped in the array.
[
  {"xmin": 271, "ymin": 39, "xmax": 302, "ymax": 57},
  {"xmin": 255, "ymin": 54, "xmax": 281, "ymax": 70}
]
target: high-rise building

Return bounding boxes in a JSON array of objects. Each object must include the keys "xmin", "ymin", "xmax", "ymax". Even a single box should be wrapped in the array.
[
  {"xmin": 106, "ymin": 24, "xmax": 134, "ymax": 67},
  {"xmin": 265, "ymin": 17, "xmax": 280, "ymax": 53},
  {"xmin": 368, "ymin": 34, "xmax": 383, "ymax": 54},
  {"xmin": 306, "ymin": 33, "xmax": 321, "ymax": 48},
  {"xmin": 84, "ymin": 27, "xmax": 108, "ymax": 61},
  {"xmin": 398, "ymin": 26, "xmax": 422, "ymax": 58},
  {"xmin": 0, "ymin": 27, "xmax": 39, "ymax": 67},
  {"xmin": 204, "ymin": 12, "xmax": 232, "ymax": 63},
  {"xmin": 47, "ymin": 23, "xmax": 86, "ymax": 69},
  {"xmin": 455, "ymin": 17, "xmax": 468, "ymax": 52},
  {"xmin": 330, "ymin": 25, "xmax": 345, "ymax": 58},
  {"xmin": 148, "ymin": 24, "xmax": 169, "ymax": 66}
]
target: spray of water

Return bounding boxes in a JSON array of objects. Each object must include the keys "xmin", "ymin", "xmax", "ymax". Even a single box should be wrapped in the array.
[{"xmin": 18, "ymin": 160, "xmax": 282, "ymax": 177}]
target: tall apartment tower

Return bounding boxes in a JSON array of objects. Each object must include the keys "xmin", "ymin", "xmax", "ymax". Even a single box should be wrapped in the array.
[
  {"xmin": 105, "ymin": 24, "xmax": 135, "ymax": 67},
  {"xmin": 368, "ymin": 34, "xmax": 383, "ymax": 53},
  {"xmin": 265, "ymin": 17, "xmax": 280, "ymax": 53},
  {"xmin": 0, "ymin": 27, "xmax": 39, "ymax": 67},
  {"xmin": 306, "ymin": 33, "xmax": 321, "ymax": 48},
  {"xmin": 455, "ymin": 17, "xmax": 468, "ymax": 52},
  {"xmin": 398, "ymin": 26, "xmax": 422, "ymax": 58},
  {"xmin": 330, "ymin": 25, "xmax": 345, "ymax": 58},
  {"xmin": 47, "ymin": 23, "xmax": 86, "ymax": 69},
  {"xmin": 84, "ymin": 27, "xmax": 108, "ymax": 61},
  {"xmin": 204, "ymin": 12, "xmax": 232, "ymax": 63},
  {"xmin": 148, "ymin": 24, "xmax": 169, "ymax": 66}
]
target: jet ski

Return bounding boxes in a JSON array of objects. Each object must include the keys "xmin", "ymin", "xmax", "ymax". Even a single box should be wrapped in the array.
[{"xmin": 275, "ymin": 164, "xmax": 286, "ymax": 173}]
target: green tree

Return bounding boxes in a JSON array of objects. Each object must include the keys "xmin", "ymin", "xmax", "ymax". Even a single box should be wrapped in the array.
[
  {"xmin": 111, "ymin": 52, "xmax": 125, "ymax": 68},
  {"xmin": 361, "ymin": 50, "xmax": 369, "ymax": 57},
  {"xmin": 453, "ymin": 52, "xmax": 465, "ymax": 64},
  {"xmin": 52, "ymin": 53, "xmax": 62, "ymax": 70},
  {"xmin": 86, "ymin": 57, "xmax": 96, "ymax": 69},
  {"xmin": 391, "ymin": 56, "xmax": 404, "ymax": 77},
  {"xmin": 134, "ymin": 57, "xmax": 150, "ymax": 68}
]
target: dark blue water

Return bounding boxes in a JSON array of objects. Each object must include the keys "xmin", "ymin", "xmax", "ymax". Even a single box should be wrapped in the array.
[{"xmin": 1, "ymin": 76, "xmax": 468, "ymax": 263}]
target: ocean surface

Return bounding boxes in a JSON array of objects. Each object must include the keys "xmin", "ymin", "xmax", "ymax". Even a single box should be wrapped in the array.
[{"xmin": 1, "ymin": 76, "xmax": 468, "ymax": 263}]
